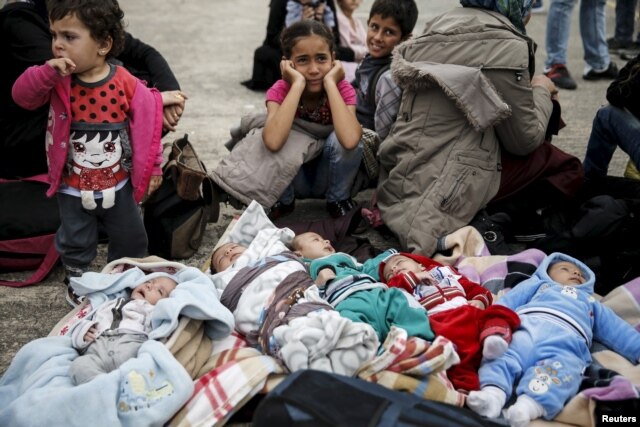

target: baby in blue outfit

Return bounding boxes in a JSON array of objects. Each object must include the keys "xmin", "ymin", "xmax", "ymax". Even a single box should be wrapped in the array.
[{"xmin": 467, "ymin": 252, "xmax": 640, "ymax": 427}]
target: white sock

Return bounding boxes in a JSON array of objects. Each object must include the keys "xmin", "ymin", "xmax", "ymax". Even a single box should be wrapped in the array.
[
  {"xmin": 467, "ymin": 386, "xmax": 507, "ymax": 418},
  {"xmin": 482, "ymin": 335, "xmax": 509, "ymax": 360},
  {"xmin": 505, "ymin": 394, "xmax": 544, "ymax": 427}
]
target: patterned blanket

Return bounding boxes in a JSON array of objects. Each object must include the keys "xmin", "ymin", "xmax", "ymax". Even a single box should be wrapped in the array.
[{"xmin": 433, "ymin": 226, "xmax": 640, "ymax": 427}]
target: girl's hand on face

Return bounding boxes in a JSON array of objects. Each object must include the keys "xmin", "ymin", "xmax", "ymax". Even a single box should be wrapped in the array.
[
  {"xmin": 280, "ymin": 59, "xmax": 305, "ymax": 87},
  {"xmin": 323, "ymin": 60, "xmax": 345, "ymax": 87},
  {"xmin": 47, "ymin": 58, "xmax": 76, "ymax": 77}
]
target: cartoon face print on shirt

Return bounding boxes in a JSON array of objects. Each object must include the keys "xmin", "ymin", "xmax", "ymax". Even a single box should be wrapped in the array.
[{"xmin": 70, "ymin": 130, "xmax": 122, "ymax": 170}]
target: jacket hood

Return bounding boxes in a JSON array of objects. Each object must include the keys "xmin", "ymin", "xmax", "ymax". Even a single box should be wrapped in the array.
[
  {"xmin": 390, "ymin": 56, "xmax": 511, "ymax": 132},
  {"xmin": 534, "ymin": 252, "xmax": 595, "ymax": 294}
]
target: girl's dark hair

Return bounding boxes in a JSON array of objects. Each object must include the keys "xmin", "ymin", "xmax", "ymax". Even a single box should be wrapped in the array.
[
  {"xmin": 47, "ymin": 0, "xmax": 126, "ymax": 57},
  {"xmin": 280, "ymin": 20, "xmax": 335, "ymax": 59}
]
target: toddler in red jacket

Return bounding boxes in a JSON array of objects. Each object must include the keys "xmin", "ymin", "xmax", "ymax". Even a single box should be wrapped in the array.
[{"xmin": 380, "ymin": 252, "xmax": 520, "ymax": 393}]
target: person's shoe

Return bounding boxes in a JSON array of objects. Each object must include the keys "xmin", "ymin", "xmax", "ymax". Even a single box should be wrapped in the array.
[
  {"xmin": 620, "ymin": 42, "xmax": 640, "ymax": 60},
  {"xmin": 583, "ymin": 62, "xmax": 619, "ymax": 81},
  {"xmin": 531, "ymin": 0, "xmax": 544, "ymax": 13},
  {"xmin": 607, "ymin": 37, "xmax": 632, "ymax": 54},
  {"xmin": 326, "ymin": 198, "xmax": 357, "ymax": 218},
  {"xmin": 268, "ymin": 200, "xmax": 295, "ymax": 220},
  {"xmin": 544, "ymin": 64, "xmax": 577, "ymax": 90}
]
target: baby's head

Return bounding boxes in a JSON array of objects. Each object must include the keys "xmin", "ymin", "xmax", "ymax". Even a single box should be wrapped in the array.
[
  {"xmin": 291, "ymin": 232, "xmax": 335, "ymax": 259},
  {"xmin": 210, "ymin": 242, "xmax": 248, "ymax": 274},
  {"xmin": 548, "ymin": 261, "xmax": 586, "ymax": 286},
  {"xmin": 131, "ymin": 273, "xmax": 178, "ymax": 305},
  {"xmin": 380, "ymin": 253, "xmax": 425, "ymax": 282},
  {"xmin": 48, "ymin": 0, "xmax": 126, "ymax": 59}
]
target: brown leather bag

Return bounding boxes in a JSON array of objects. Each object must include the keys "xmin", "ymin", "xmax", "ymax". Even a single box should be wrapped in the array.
[{"xmin": 143, "ymin": 134, "xmax": 219, "ymax": 259}]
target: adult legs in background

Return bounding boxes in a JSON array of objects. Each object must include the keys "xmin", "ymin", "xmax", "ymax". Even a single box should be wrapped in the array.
[
  {"xmin": 579, "ymin": 0, "xmax": 611, "ymax": 73},
  {"xmin": 583, "ymin": 105, "xmax": 640, "ymax": 178},
  {"xmin": 610, "ymin": 0, "xmax": 638, "ymax": 49},
  {"xmin": 545, "ymin": 0, "xmax": 578, "ymax": 89}
]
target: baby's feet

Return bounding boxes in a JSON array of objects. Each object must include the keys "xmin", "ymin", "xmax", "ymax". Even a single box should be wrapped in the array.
[
  {"xmin": 482, "ymin": 334, "xmax": 509, "ymax": 360},
  {"xmin": 505, "ymin": 394, "xmax": 544, "ymax": 427},
  {"xmin": 466, "ymin": 386, "xmax": 506, "ymax": 418}
]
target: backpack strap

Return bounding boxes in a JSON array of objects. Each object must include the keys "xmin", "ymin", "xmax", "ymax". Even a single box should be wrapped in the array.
[
  {"xmin": 0, "ymin": 174, "xmax": 59, "ymax": 287},
  {"xmin": 0, "ymin": 234, "xmax": 59, "ymax": 287},
  {"xmin": 367, "ymin": 63, "xmax": 391, "ymax": 109}
]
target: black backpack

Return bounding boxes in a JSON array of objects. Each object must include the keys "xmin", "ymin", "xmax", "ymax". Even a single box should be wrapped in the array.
[{"xmin": 252, "ymin": 370, "xmax": 500, "ymax": 427}]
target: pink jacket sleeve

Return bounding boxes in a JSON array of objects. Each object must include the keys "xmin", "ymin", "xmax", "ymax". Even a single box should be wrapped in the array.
[{"xmin": 12, "ymin": 64, "xmax": 61, "ymax": 110}]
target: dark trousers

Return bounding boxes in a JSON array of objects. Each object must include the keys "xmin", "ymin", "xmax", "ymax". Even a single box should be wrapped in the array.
[{"xmin": 55, "ymin": 181, "xmax": 147, "ymax": 268}]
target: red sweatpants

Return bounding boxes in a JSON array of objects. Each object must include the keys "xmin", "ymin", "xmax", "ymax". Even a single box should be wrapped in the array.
[{"xmin": 428, "ymin": 304, "xmax": 520, "ymax": 393}]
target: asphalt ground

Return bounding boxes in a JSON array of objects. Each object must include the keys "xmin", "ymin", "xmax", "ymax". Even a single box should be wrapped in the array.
[{"xmin": 0, "ymin": 0, "xmax": 629, "ymax": 376}]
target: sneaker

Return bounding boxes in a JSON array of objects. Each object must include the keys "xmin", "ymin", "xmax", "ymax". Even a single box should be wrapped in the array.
[
  {"xmin": 607, "ymin": 37, "xmax": 632, "ymax": 54},
  {"xmin": 326, "ymin": 198, "xmax": 357, "ymax": 218},
  {"xmin": 583, "ymin": 62, "xmax": 619, "ymax": 81},
  {"xmin": 268, "ymin": 200, "xmax": 295, "ymax": 220},
  {"xmin": 620, "ymin": 42, "xmax": 640, "ymax": 60},
  {"xmin": 531, "ymin": 0, "xmax": 544, "ymax": 13},
  {"xmin": 544, "ymin": 64, "xmax": 577, "ymax": 90}
]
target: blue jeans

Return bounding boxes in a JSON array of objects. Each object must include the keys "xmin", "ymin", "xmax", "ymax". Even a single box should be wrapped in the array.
[
  {"xmin": 279, "ymin": 131, "xmax": 363, "ymax": 204},
  {"xmin": 614, "ymin": 0, "xmax": 638, "ymax": 43},
  {"xmin": 583, "ymin": 105, "xmax": 640, "ymax": 177},
  {"xmin": 545, "ymin": 0, "xmax": 610, "ymax": 70}
]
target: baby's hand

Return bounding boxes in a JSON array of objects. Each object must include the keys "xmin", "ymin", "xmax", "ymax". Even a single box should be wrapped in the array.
[
  {"xmin": 147, "ymin": 175, "xmax": 163, "ymax": 195},
  {"xmin": 469, "ymin": 300, "xmax": 486, "ymax": 310},
  {"xmin": 323, "ymin": 60, "xmax": 345, "ymax": 87},
  {"xmin": 47, "ymin": 58, "xmax": 76, "ymax": 77},
  {"xmin": 415, "ymin": 271, "xmax": 438, "ymax": 286},
  {"xmin": 316, "ymin": 268, "xmax": 336, "ymax": 286},
  {"xmin": 280, "ymin": 59, "xmax": 305, "ymax": 87},
  {"xmin": 83, "ymin": 326, "xmax": 97, "ymax": 343}
]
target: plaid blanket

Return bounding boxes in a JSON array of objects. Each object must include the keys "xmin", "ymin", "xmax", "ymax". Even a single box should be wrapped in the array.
[{"xmin": 169, "ymin": 328, "xmax": 465, "ymax": 427}]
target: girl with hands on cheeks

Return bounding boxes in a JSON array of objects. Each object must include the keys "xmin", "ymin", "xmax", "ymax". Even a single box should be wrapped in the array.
[
  {"xmin": 263, "ymin": 20, "xmax": 363, "ymax": 219},
  {"xmin": 12, "ymin": 0, "xmax": 180, "ymax": 304}
]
